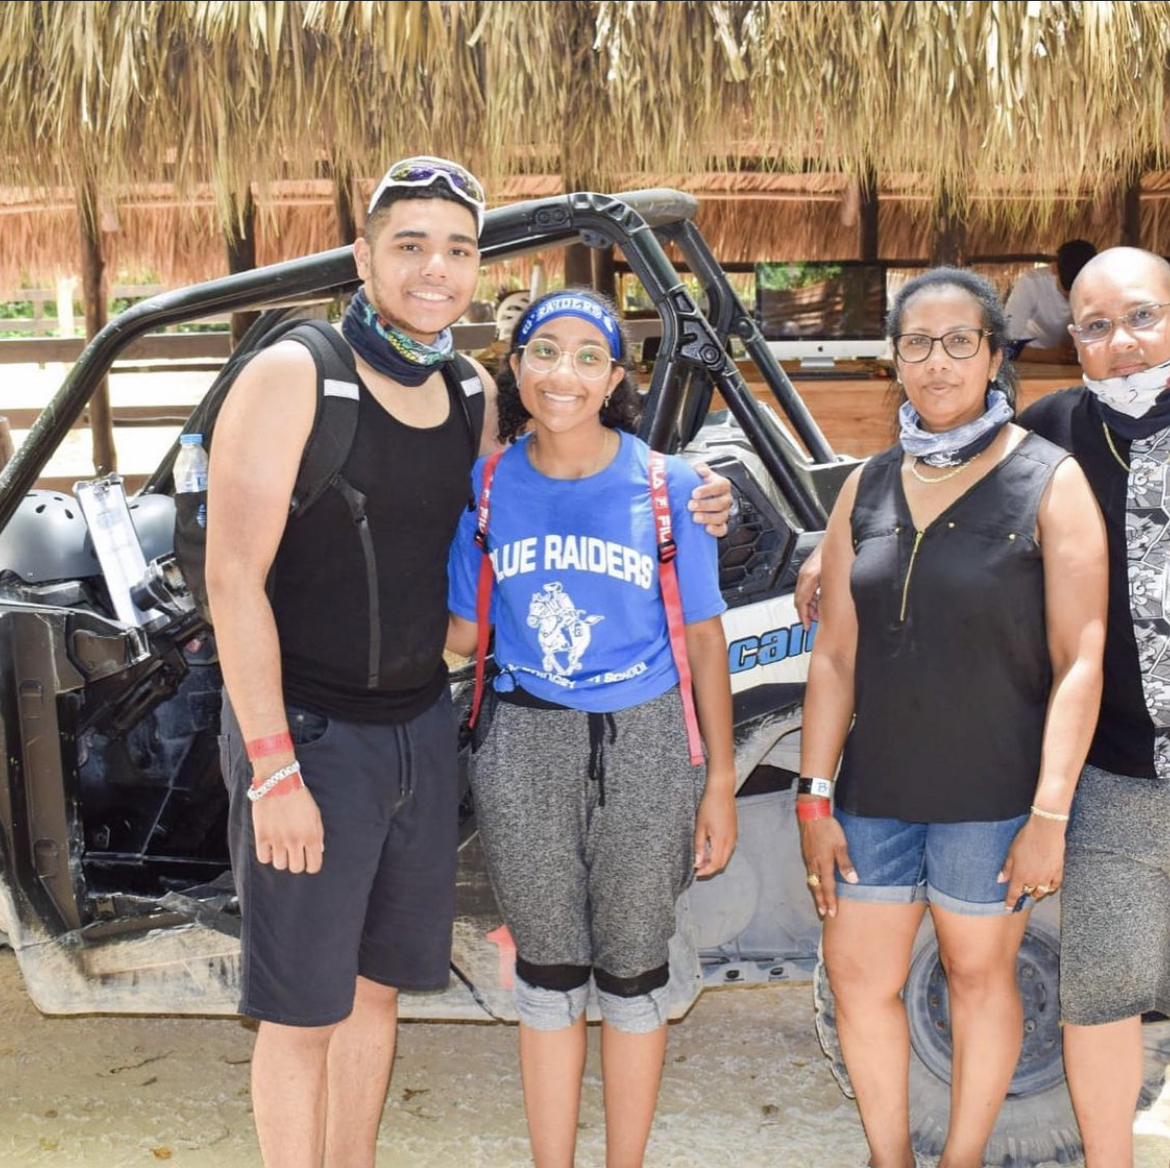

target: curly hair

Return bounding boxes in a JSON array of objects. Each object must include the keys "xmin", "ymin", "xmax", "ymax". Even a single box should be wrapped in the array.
[
  {"xmin": 887, "ymin": 266, "xmax": 1019, "ymax": 407},
  {"xmin": 495, "ymin": 288, "xmax": 643, "ymax": 444}
]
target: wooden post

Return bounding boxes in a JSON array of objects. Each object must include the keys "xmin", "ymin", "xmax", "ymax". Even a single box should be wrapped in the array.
[
  {"xmin": 226, "ymin": 187, "xmax": 260, "ymax": 348},
  {"xmin": 591, "ymin": 246, "xmax": 617, "ymax": 303},
  {"xmin": 0, "ymin": 417, "xmax": 14, "ymax": 473},
  {"xmin": 78, "ymin": 180, "xmax": 115, "ymax": 475},
  {"xmin": 1121, "ymin": 169, "xmax": 1143, "ymax": 247},
  {"xmin": 333, "ymin": 159, "xmax": 358, "ymax": 247},
  {"xmin": 859, "ymin": 164, "xmax": 879, "ymax": 262},
  {"xmin": 564, "ymin": 244, "xmax": 594, "ymax": 288},
  {"xmin": 930, "ymin": 180, "xmax": 967, "ymax": 267}
]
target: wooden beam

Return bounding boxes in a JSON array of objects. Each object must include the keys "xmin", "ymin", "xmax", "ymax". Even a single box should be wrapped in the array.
[
  {"xmin": 859, "ymin": 164, "xmax": 879, "ymax": 261},
  {"xmin": 1121, "ymin": 170, "xmax": 1143, "ymax": 247},
  {"xmin": 226, "ymin": 188, "xmax": 259, "ymax": 347},
  {"xmin": 591, "ymin": 246, "xmax": 617, "ymax": 302},
  {"xmin": 0, "ymin": 333, "xmax": 233, "ymax": 363},
  {"xmin": 0, "ymin": 416, "xmax": 13, "ymax": 471},
  {"xmin": 77, "ymin": 181, "xmax": 115, "ymax": 474},
  {"xmin": 333, "ymin": 159, "xmax": 358, "ymax": 247},
  {"xmin": 930, "ymin": 181, "xmax": 967, "ymax": 267}
]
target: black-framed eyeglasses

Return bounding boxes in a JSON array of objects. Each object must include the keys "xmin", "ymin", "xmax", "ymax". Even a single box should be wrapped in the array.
[
  {"xmin": 1070, "ymin": 302, "xmax": 1170, "ymax": 344},
  {"xmin": 893, "ymin": 328, "xmax": 991, "ymax": 363},
  {"xmin": 520, "ymin": 337, "xmax": 615, "ymax": 381}
]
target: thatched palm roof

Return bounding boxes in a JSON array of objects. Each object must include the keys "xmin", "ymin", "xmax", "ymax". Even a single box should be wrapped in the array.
[
  {"xmin": 0, "ymin": 1, "xmax": 1168, "ymax": 285},
  {"xmin": 4, "ymin": 170, "xmax": 1170, "ymax": 299}
]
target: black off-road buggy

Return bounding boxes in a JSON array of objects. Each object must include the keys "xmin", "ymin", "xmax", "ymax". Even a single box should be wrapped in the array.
[{"xmin": 0, "ymin": 189, "xmax": 1164, "ymax": 1166}]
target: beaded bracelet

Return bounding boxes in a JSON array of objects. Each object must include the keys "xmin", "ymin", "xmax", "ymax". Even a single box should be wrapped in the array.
[
  {"xmin": 1030, "ymin": 804, "xmax": 1070, "ymax": 823},
  {"xmin": 797, "ymin": 776, "xmax": 835, "ymax": 799},
  {"xmin": 247, "ymin": 761, "xmax": 304, "ymax": 803}
]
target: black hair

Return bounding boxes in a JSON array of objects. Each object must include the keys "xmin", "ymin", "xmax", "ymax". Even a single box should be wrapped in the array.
[
  {"xmin": 886, "ymin": 267, "xmax": 1018, "ymax": 406},
  {"xmin": 1056, "ymin": 239, "xmax": 1097, "ymax": 292},
  {"xmin": 365, "ymin": 182, "xmax": 477, "ymax": 238},
  {"xmin": 495, "ymin": 288, "xmax": 642, "ymax": 444}
]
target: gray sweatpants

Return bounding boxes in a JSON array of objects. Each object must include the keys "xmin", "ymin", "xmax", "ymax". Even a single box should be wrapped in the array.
[
  {"xmin": 470, "ymin": 687, "xmax": 704, "ymax": 991},
  {"xmin": 1060, "ymin": 762, "xmax": 1170, "ymax": 1025}
]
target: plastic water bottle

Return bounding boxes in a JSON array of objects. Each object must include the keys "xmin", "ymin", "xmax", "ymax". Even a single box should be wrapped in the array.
[
  {"xmin": 174, "ymin": 434, "xmax": 210, "ymax": 529},
  {"xmin": 174, "ymin": 434, "xmax": 209, "ymax": 494}
]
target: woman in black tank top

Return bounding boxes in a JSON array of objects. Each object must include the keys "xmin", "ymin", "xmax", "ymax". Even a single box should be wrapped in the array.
[{"xmin": 797, "ymin": 269, "xmax": 1107, "ymax": 1168}]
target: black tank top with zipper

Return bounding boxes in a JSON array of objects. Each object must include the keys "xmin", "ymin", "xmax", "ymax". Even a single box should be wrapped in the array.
[
  {"xmin": 270, "ymin": 366, "xmax": 479, "ymax": 723},
  {"xmin": 836, "ymin": 431, "xmax": 1067, "ymax": 822}
]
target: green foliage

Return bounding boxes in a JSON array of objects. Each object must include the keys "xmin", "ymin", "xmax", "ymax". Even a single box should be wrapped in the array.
[{"xmin": 755, "ymin": 263, "xmax": 843, "ymax": 292}]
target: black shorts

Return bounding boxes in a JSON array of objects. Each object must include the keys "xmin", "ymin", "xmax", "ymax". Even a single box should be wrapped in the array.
[{"xmin": 221, "ymin": 689, "xmax": 459, "ymax": 1026}]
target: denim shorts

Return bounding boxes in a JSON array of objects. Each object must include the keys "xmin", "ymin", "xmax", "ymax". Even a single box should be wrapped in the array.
[{"xmin": 834, "ymin": 808, "xmax": 1031, "ymax": 916}]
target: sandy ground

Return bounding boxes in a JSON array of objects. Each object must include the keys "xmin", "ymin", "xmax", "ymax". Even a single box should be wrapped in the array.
[{"xmin": 1, "ymin": 947, "xmax": 1168, "ymax": 1168}]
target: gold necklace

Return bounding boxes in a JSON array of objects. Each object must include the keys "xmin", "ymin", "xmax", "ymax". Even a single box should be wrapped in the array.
[
  {"xmin": 528, "ymin": 429, "xmax": 614, "ymax": 479},
  {"xmin": 907, "ymin": 456, "xmax": 971, "ymax": 484},
  {"xmin": 1102, "ymin": 423, "xmax": 1132, "ymax": 473}
]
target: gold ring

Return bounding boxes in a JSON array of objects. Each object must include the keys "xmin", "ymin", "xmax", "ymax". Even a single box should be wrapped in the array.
[
  {"xmin": 806, "ymin": 872, "xmax": 821, "ymax": 888},
  {"xmin": 1034, "ymin": 884, "xmax": 1051, "ymax": 894},
  {"xmin": 1021, "ymin": 884, "xmax": 1036, "ymax": 894}
]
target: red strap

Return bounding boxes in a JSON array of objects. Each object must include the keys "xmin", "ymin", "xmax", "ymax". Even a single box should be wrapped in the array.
[
  {"xmin": 649, "ymin": 451, "xmax": 705, "ymax": 766},
  {"xmin": 469, "ymin": 450, "xmax": 505, "ymax": 728}
]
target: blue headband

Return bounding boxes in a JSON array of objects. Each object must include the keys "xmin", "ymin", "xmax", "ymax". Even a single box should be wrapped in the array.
[{"xmin": 515, "ymin": 295, "xmax": 622, "ymax": 359}]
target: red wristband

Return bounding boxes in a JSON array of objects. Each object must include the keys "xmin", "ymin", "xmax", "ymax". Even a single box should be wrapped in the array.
[
  {"xmin": 246, "ymin": 731, "xmax": 295, "ymax": 762},
  {"xmin": 796, "ymin": 799, "xmax": 832, "ymax": 822}
]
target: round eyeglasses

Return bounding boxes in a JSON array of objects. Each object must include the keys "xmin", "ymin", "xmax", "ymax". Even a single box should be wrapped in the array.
[
  {"xmin": 520, "ymin": 337, "xmax": 615, "ymax": 381},
  {"xmin": 893, "ymin": 328, "xmax": 991, "ymax": 363},
  {"xmin": 1070, "ymin": 302, "xmax": 1170, "ymax": 344}
]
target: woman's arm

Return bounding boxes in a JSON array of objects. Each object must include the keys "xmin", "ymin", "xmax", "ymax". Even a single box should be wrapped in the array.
[
  {"xmin": 446, "ymin": 613, "xmax": 479, "ymax": 659},
  {"xmin": 685, "ymin": 615, "xmax": 737, "ymax": 877},
  {"xmin": 798, "ymin": 468, "xmax": 864, "ymax": 917},
  {"xmin": 999, "ymin": 457, "xmax": 1107, "ymax": 907}
]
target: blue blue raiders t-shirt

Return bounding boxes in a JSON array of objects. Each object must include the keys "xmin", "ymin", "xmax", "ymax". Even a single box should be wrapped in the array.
[{"xmin": 448, "ymin": 430, "xmax": 726, "ymax": 714}]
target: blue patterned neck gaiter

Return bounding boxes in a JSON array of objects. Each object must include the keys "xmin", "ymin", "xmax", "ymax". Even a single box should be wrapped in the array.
[{"xmin": 341, "ymin": 288, "xmax": 455, "ymax": 387}]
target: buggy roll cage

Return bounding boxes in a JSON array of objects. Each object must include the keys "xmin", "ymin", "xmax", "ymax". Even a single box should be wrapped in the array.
[{"xmin": 0, "ymin": 189, "xmax": 833, "ymax": 534}]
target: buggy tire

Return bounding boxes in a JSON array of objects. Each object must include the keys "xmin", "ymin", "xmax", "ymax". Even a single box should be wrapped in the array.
[{"xmin": 812, "ymin": 904, "xmax": 1169, "ymax": 1166}]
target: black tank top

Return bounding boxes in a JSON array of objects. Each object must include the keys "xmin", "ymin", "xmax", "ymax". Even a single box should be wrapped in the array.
[
  {"xmin": 271, "ymin": 372, "xmax": 476, "ymax": 722},
  {"xmin": 837, "ymin": 432, "xmax": 1067, "ymax": 822}
]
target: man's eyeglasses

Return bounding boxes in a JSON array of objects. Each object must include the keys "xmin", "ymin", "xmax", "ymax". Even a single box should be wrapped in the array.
[
  {"xmin": 1070, "ymin": 302, "xmax": 1170, "ymax": 345},
  {"xmin": 367, "ymin": 156, "xmax": 486, "ymax": 229},
  {"xmin": 520, "ymin": 338, "xmax": 615, "ymax": 381},
  {"xmin": 893, "ymin": 328, "xmax": 991, "ymax": 363}
]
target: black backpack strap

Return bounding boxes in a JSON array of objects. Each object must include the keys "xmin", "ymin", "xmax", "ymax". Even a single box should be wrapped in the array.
[
  {"xmin": 445, "ymin": 352, "xmax": 486, "ymax": 458},
  {"xmin": 282, "ymin": 321, "xmax": 362, "ymax": 516}
]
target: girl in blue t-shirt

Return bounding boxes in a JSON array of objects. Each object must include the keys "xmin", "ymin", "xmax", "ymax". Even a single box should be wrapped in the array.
[{"xmin": 447, "ymin": 289, "xmax": 736, "ymax": 1167}]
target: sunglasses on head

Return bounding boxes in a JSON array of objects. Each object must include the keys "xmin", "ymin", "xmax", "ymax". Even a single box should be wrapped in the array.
[{"xmin": 367, "ymin": 156, "xmax": 486, "ymax": 230}]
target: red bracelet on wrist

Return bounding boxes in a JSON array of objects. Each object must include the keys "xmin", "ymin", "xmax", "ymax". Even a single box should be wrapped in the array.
[
  {"xmin": 246, "ymin": 731, "xmax": 295, "ymax": 762},
  {"xmin": 796, "ymin": 799, "xmax": 832, "ymax": 822}
]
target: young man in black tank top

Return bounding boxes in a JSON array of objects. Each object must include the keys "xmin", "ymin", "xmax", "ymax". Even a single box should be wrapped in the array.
[{"xmin": 205, "ymin": 158, "xmax": 735, "ymax": 1168}]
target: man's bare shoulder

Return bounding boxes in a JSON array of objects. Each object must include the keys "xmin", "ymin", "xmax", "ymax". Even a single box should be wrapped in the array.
[
  {"xmin": 215, "ymin": 339, "xmax": 324, "ymax": 463},
  {"xmin": 228, "ymin": 338, "xmax": 320, "ymax": 398}
]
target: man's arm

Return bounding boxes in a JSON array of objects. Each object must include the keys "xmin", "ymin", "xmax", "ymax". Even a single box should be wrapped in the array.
[
  {"xmin": 468, "ymin": 357, "xmax": 504, "ymax": 457},
  {"xmin": 205, "ymin": 341, "xmax": 324, "ymax": 875},
  {"xmin": 688, "ymin": 464, "xmax": 734, "ymax": 537}
]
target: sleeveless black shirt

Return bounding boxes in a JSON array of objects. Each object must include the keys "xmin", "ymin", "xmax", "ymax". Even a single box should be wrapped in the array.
[
  {"xmin": 836, "ymin": 432, "xmax": 1067, "ymax": 822},
  {"xmin": 270, "ymin": 372, "xmax": 477, "ymax": 722},
  {"xmin": 1020, "ymin": 387, "xmax": 1160, "ymax": 780}
]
